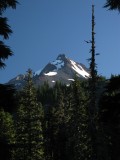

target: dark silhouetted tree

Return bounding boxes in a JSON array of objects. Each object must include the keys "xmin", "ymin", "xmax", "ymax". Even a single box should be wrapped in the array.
[
  {"xmin": 104, "ymin": 0, "xmax": 120, "ymax": 11},
  {"xmin": 88, "ymin": 4, "xmax": 98, "ymax": 160},
  {"xmin": 0, "ymin": 0, "xmax": 18, "ymax": 68},
  {"xmin": 0, "ymin": 84, "xmax": 16, "ymax": 113},
  {"xmin": 0, "ymin": 109, "xmax": 15, "ymax": 160},
  {"xmin": 42, "ymin": 82, "xmax": 68, "ymax": 160},
  {"xmin": 99, "ymin": 75, "xmax": 120, "ymax": 160},
  {"xmin": 67, "ymin": 79, "xmax": 92, "ymax": 160}
]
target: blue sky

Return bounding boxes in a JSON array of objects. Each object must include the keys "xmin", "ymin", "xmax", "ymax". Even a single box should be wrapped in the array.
[{"xmin": 1, "ymin": 0, "xmax": 120, "ymax": 83}]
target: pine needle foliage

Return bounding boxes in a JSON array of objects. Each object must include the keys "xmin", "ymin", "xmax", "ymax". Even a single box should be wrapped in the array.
[
  {"xmin": 0, "ymin": 108, "xmax": 15, "ymax": 159},
  {"xmin": 14, "ymin": 69, "xmax": 44, "ymax": 160},
  {"xmin": 67, "ymin": 79, "xmax": 92, "ymax": 160},
  {"xmin": 104, "ymin": 0, "xmax": 120, "ymax": 12},
  {"xmin": 0, "ymin": 0, "xmax": 18, "ymax": 15},
  {"xmin": 88, "ymin": 5, "xmax": 99, "ymax": 160},
  {"xmin": 0, "ymin": 0, "xmax": 18, "ymax": 68}
]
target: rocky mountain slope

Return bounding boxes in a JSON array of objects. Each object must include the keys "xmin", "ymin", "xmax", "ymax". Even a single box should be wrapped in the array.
[{"xmin": 7, "ymin": 54, "xmax": 90, "ymax": 88}]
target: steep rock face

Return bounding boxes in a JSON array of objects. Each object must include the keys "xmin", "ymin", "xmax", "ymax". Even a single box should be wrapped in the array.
[{"xmin": 7, "ymin": 54, "xmax": 90, "ymax": 89}]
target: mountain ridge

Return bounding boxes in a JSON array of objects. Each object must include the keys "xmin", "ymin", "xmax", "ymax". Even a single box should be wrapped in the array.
[{"xmin": 7, "ymin": 54, "xmax": 90, "ymax": 89}]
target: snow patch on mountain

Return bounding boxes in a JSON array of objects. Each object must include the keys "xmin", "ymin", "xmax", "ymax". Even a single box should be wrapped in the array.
[
  {"xmin": 16, "ymin": 74, "xmax": 26, "ymax": 81},
  {"xmin": 44, "ymin": 71, "xmax": 57, "ymax": 76},
  {"xmin": 68, "ymin": 78, "xmax": 75, "ymax": 81},
  {"xmin": 6, "ymin": 54, "xmax": 90, "ymax": 89},
  {"xmin": 70, "ymin": 60, "xmax": 90, "ymax": 78},
  {"xmin": 51, "ymin": 59, "xmax": 64, "ymax": 70}
]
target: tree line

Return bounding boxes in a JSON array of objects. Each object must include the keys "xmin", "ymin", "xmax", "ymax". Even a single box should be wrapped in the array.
[{"xmin": 1, "ymin": 70, "xmax": 120, "ymax": 160}]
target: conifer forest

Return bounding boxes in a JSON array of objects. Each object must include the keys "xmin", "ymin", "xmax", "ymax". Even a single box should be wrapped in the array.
[{"xmin": 0, "ymin": 0, "xmax": 120, "ymax": 160}]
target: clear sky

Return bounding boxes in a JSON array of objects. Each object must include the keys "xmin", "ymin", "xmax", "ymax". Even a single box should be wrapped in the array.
[{"xmin": 1, "ymin": 0, "xmax": 120, "ymax": 83}]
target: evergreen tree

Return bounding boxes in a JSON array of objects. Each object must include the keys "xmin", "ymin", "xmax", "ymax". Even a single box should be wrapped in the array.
[
  {"xmin": 0, "ymin": 0, "xmax": 18, "ymax": 14},
  {"xmin": 0, "ymin": 84, "xmax": 16, "ymax": 113},
  {"xmin": 67, "ymin": 79, "xmax": 92, "ymax": 160},
  {"xmin": 43, "ymin": 82, "xmax": 68, "ymax": 160},
  {"xmin": 52, "ymin": 84, "xmax": 67, "ymax": 160},
  {"xmin": 14, "ymin": 69, "xmax": 44, "ymax": 160},
  {"xmin": 0, "ymin": 108, "xmax": 15, "ymax": 160},
  {"xmin": 37, "ymin": 81, "xmax": 55, "ymax": 106},
  {"xmin": 88, "ymin": 5, "xmax": 98, "ymax": 160},
  {"xmin": 104, "ymin": 0, "xmax": 120, "ymax": 12},
  {"xmin": 0, "ymin": 0, "xmax": 18, "ymax": 68},
  {"xmin": 0, "ymin": 2, "xmax": 18, "ymax": 158},
  {"xmin": 99, "ymin": 75, "xmax": 120, "ymax": 160},
  {"xmin": 88, "ymin": 4, "xmax": 97, "ymax": 117}
]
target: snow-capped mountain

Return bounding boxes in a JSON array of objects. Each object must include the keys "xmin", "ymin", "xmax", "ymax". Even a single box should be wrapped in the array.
[{"xmin": 7, "ymin": 54, "xmax": 90, "ymax": 88}]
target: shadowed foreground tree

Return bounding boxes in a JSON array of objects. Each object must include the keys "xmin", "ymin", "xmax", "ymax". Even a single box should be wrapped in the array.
[
  {"xmin": 67, "ymin": 79, "xmax": 92, "ymax": 160},
  {"xmin": 104, "ymin": 0, "xmax": 120, "ymax": 11},
  {"xmin": 0, "ymin": 84, "xmax": 16, "ymax": 113},
  {"xmin": 0, "ymin": 109, "xmax": 15, "ymax": 160},
  {"xmin": 0, "ymin": 0, "xmax": 18, "ymax": 68},
  {"xmin": 0, "ymin": 2, "xmax": 18, "ymax": 158},
  {"xmin": 42, "ymin": 82, "xmax": 68, "ymax": 160},
  {"xmin": 99, "ymin": 75, "xmax": 120, "ymax": 160},
  {"xmin": 0, "ymin": 0, "xmax": 17, "ymax": 14}
]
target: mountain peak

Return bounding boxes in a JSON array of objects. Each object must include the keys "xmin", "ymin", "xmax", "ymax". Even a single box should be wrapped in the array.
[
  {"xmin": 57, "ymin": 54, "xmax": 66, "ymax": 60},
  {"xmin": 7, "ymin": 54, "xmax": 90, "ymax": 88}
]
